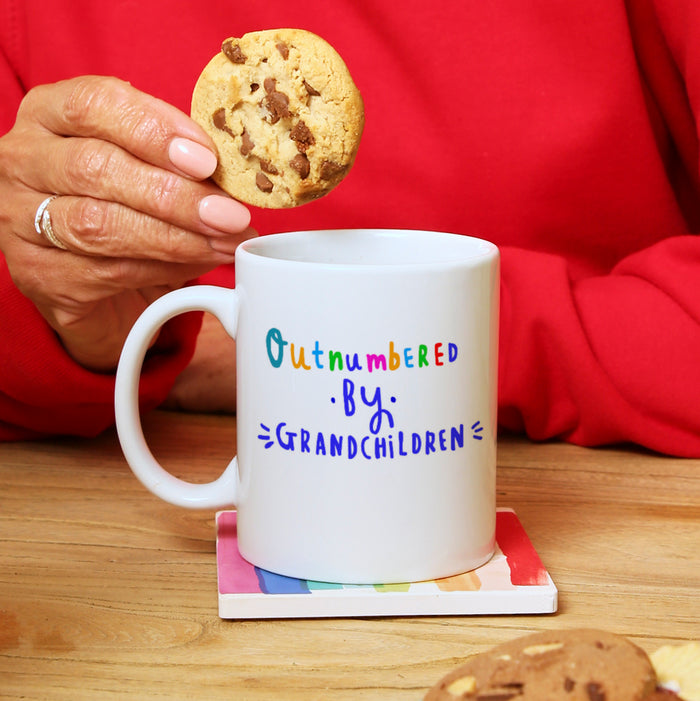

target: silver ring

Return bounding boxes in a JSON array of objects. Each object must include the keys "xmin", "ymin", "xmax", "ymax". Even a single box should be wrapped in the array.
[{"xmin": 34, "ymin": 195, "xmax": 68, "ymax": 250}]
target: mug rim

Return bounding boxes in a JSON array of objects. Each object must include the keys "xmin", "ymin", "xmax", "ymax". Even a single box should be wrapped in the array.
[{"xmin": 237, "ymin": 228, "xmax": 499, "ymax": 270}]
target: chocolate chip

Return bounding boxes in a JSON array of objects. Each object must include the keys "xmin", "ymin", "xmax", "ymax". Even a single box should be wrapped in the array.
[
  {"xmin": 250, "ymin": 83, "xmax": 260, "ymax": 93},
  {"xmin": 212, "ymin": 108, "xmax": 226, "ymax": 129},
  {"xmin": 222, "ymin": 40, "xmax": 246, "ymax": 64},
  {"xmin": 304, "ymin": 80, "xmax": 320, "ymax": 97},
  {"xmin": 290, "ymin": 153, "xmax": 310, "ymax": 179},
  {"xmin": 259, "ymin": 159, "xmax": 279, "ymax": 175},
  {"xmin": 290, "ymin": 120, "xmax": 315, "ymax": 152},
  {"xmin": 212, "ymin": 108, "xmax": 235, "ymax": 137},
  {"xmin": 320, "ymin": 160, "xmax": 345, "ymax": 180},
  {"xmin": 564, "ymin": 678, "xmax": 575, "ymax": 692},
  {"xmin": 263, "ymin": 92, "xmax": 291, "ymax": 123},
  {"xmin": 256, "ymin": 172, "xmax": 273, "ymax": 193},
  {"xmin": 276, "ymin": 42, "xmax": 289, "ymax": 59},
  {"xmin": 239, "ymin": 129, "xmax": 255, "ymax": 156},
  {"xmin": 586, "ymin": 682, "xmax": 606, "ymax": 701},
  {"xmin": 262, "ymin": 78, "xmax": 291, "ymax": 124}
]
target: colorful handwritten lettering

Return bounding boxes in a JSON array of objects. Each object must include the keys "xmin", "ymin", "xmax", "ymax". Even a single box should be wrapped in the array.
[
  {"xmin": 259, "ymin": 328, "xmax": 483, "ymax": 463},
  {"xmin": 266, "ymin": 328, "xmax": 458, "ymax": 372}
]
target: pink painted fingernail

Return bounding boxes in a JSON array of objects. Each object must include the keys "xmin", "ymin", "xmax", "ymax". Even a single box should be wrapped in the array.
[
  {"xmin": 199, "ymin": 194, "xmax": 251, "ymax": 233},
  {"xmin": 168, "ymin": 137, "xmax": 218, "ymax": 179}
]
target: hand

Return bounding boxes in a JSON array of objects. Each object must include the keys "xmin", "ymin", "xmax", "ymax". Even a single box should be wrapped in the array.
[{"xmin": 0, "ymin": 76, "xmax": 254, "ymax": 372}]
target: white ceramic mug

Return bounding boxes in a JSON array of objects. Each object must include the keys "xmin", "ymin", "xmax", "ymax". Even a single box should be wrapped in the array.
[{"xmin": 115, "ymin": 229, "xmax": 499, "ymax": 584}]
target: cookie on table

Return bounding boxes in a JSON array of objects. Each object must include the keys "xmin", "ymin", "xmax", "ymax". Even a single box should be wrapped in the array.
[
  {"xmin": 424, "ymin": 629, "xmax": 658, "ymax": 701},
  {"xmin": 191, "ymin": 28, "xmax": 364, "ymax": 208}
]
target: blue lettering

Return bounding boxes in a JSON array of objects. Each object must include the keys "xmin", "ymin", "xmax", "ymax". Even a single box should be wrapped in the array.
[
  {"xmin": 398, "ymin": 431, "xmax": 408, "ymax": 456},
  {"xmin": 330, "ymin": 434, "xmax": 343, "ymax": 457},
  {"xmin": 342, "ymin": 378, "xmax": 356, "ymax": 417},
  {"xmin": 345, "ymin": 353, "xmax": 363, "ymax": 371},
  {"xmin": 361, "ymin": 436, "xmax": 372, "ymax": 460},
  {"xmin": 375, "ymin": 437, "xmax": 387, "ymax": 459},
  {"xmin": 276, "ymin": 423, "xmax": 296, "ymax": 451},
  {"xmin": 266, "ymin": 328, "xmax": 287, "ymax": 368},
  {"xmin": 360, "ymin": 385, "xmax": 395, "ymax": 435},
  {"xmin": 451, "ymin": 424, "xmax": 465, "ymax": 450},
  {"xmin": 348, "ymin": 435, "xmax": 358, "ymax": 459},
  {"xmin": 412, "ymin": 433, "xmax": 421, "ymax": 454},
  {"xmin": 425, "ymin": 430, "xmax": 436, "ymax": 455},
  {"xmin": 312, "ymin": 340, "xmax": 324, "ymax": 369},
  {"xmin": 301, "ymin": 428, "xmax": 311, "ymax": 453}
]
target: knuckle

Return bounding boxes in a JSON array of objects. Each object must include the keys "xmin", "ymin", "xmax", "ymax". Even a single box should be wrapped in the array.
[
  {"xmin": 160, "ymin": 222, "xmax": 192, "ymax": 258},
  {"xmin": 65, "ymin": 198, "xmax": 112, "ymax": 249},
  {"xmin": 65, "ymin": 139, "xmax": 119, "ymax": 190},
  {"xmin": 61, "ymin": 76, "xmax": 130, "ymax": 133},
  {"xmin": 130, "ymin": 111, "xmax": 170, "ymax": 150},
  {"xmin": 148, "ymin": 171, "xmax": 186, "ymax": 214},
  {"xmin": 18, "ymin": 82, "xmax": 51, "ymax": 118},
  {"xmin": 64, "ymin": 76, "xmax": 170, "ymax": 149},
  {"xmin": 94, "ymin": 257, "xmax": 140, "ymax": 288}
]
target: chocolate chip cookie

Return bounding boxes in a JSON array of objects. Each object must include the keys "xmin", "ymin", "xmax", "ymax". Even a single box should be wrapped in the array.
[
  {"xmin": 424, "ymin": 629, "xmax": 658, "ymax": 700},
  {"xmin": 191, "ymin": 29, "xmax": 364, "ymax": 208}
]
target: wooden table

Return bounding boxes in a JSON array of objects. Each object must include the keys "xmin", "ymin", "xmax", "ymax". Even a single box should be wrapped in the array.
[{"xmin": 1, "ymin": 411, "xmax": 698, "ymax": 700}]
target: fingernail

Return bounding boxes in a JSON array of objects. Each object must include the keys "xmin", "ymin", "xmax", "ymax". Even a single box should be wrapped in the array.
[
  {"xmin": 168, "ymin": 137, "xmax": 218, "ymax": 179},
  {"xmin": 199, "ymin": 194, "xmax": 251, "ymax": 233}
]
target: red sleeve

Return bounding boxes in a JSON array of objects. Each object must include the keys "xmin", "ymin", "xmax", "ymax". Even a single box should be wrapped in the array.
[
  {"xmin": 497, "ymin": 238, "xmax": 700, "ymax": 457},
  {"xmin": 0, "ymin": 260, "xmax": 202, "ymax": 441},
  {"xmin": 0, "ymin": 0, "xmax": 24, "ymax": 136},
  {"xmin": 497, "ymin": 1, "xmax": 700, "ymax": 457},
  {"xmin": 0, "ymin": 11, "xmax": 203, "ymax": 441}
]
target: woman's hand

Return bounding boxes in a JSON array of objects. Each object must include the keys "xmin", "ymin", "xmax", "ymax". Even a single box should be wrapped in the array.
[{"xmin": 0, "ymin": 76, "xmax": 253, "ymax": 372}]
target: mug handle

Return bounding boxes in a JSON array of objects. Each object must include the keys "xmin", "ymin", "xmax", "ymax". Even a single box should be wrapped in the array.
[{"xmin": 115, "ymin": 285, "xmax": 239, "ymax": 509}]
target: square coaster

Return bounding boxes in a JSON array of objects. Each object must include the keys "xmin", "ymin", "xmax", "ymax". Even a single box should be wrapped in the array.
[{"xmin": 216, "ymin": 508, "xmax": 557, "ymax": 619}]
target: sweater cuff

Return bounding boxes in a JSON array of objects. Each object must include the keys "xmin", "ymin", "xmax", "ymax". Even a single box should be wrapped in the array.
[{"xmin": 0, "ymin": 273, "xmax": 201, "ymax": 440}]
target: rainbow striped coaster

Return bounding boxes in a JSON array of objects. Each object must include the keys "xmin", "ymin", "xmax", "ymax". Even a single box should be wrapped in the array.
[{"xmin": 216, "ymin": 508, "xmax": 557, "ymax": 619}]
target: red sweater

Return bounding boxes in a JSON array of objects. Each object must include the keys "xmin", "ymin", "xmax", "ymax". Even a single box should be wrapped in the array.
[{"xmin": 1, "ymin": 0, "xmax": 699, "ymax": 455}]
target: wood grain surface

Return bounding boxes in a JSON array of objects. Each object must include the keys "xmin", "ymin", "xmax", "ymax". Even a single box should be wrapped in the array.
[{"xmin": 1, "ymin": 411, "xmax": 697, "ymax": 700}]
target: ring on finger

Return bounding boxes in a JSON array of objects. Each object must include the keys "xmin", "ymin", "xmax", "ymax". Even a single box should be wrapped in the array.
[{"xmin": 34, "ymin": 195, "xmax": 68, "ymax": 250}]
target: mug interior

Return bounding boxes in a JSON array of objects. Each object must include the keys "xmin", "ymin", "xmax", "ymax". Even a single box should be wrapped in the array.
[{"xmin": 239, "ymin": 229, "xmax": 497, "ymax": 267}]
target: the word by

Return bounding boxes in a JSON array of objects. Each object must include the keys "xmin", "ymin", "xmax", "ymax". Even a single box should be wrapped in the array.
[
  {"xmin": 337, "ymin": 379, "xmax": 395, "ymax": 434},
  {"xmin": 266, "ymin": 328, "xmax": 458, "ymax": 372}
]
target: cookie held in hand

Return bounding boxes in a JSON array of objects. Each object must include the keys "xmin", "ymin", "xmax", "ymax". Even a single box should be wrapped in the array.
[
  {"xmin": 424, "ymin": 629, "xmax": 658, "ymax": 700},
  {"xmin": 191, "ymin": 29, "xmax": 364, "ymax": 208}
]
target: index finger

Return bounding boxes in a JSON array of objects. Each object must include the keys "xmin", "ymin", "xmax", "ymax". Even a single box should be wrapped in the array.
[{"xmin": 21, "ymin": 76, "xmax": 217, "ymax": 179}]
